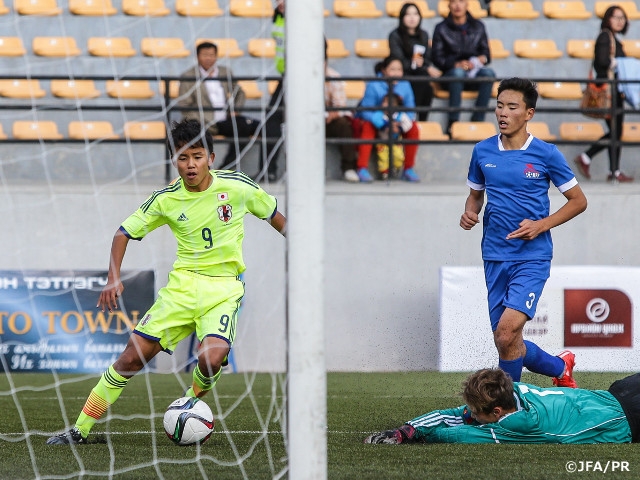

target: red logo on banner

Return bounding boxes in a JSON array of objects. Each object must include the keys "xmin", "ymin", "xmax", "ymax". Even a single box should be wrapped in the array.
[{"xmin": 564, "ymin": 289, "xmax": 632, "ymax": 347}]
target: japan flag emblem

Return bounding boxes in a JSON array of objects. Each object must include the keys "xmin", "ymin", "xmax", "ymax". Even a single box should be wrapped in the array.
[{"xmin": 218, "ymin": 192, "xmax": 228, "ymax": 201}]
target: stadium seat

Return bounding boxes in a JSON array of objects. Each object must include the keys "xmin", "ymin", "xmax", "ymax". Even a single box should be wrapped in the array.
[
  {"xmin": 386, "ymin": 0, "xmax": 435, "ymax": 18},
  {"xmin": 175, "ymin": 0, "xmax": 222, "ymax": 16},
  {"xmin": 0, "ymin": 79, "xmax": 46, "ymax": 98},
  {"xmin": 0, "ymin": 0, "xmax": 8, "ymax": 14},
  {"xmin": 0, "ymin": 124, "xmax": 7, "ymax": 139},
  {"xmin": 513, "ymin": 39, "xmax": 563, "ymax": 59},
  {"xmin": 622, "ymin": 122, "xmax": 640, "ymax": 142},
  {"xmin": 334, "ymin": 0, "xmax": 383, "ymax": 18},
  {"xmin": 344, "ymin": 80, "xmax": 365, "ymax": 99},
  {"xmin": 542, "ymin": 1, "xmax": 591, "ymax": 19},
  {"xmin": 432, "ymin": 81, "xmax": 479, "ymax": 100},
  {"xmin": 354, "ymin": 39, "xmax": 390, "ymax": 58},
  {"xmin": 50, "ymin": 79, "xmax": 101, "ymax": 99},
  {"xmin": 326, "ymin": 38, "xmax": 350, "ymax": 58},
  {"xmin": 267, "ymin": 80, "xmax": 278, "ymax": 95},
  {"xmin": 124, "ymin": 121, "xmax": 166, "ymax": 139},
  {"xmin": 537, "ymin": 82, "xmax": 583, "ymax": 100},
  {"xmin": 229, "ymin": 0, "xmax": 272, "ymax": 17},
  {"xmin": 141, "ymin": 38, "xmax": 190, "ymax": 58},
  {"xmin": 0, "ymin": 37, "xmax": 26, "ymax": 56},
  {"xmin": 88, "ymin": 37, "xmax": 136, "ymax": 57},
  {"xmin": 196, "ymin": 38, "xmax": 243, "ymax": 58},
  {"xmin": 621, "ymin": 39, "xmax": 640, "ymax": 59},
  {"xmin": 14, "ymin": 0, "xmax": 61, "ymax": 15},
  {"xmin": 158, "ymin": 80, "xmax": 180, "ymax": 98},
  {"xmin": 416, "ymin": 121, "xmax": 449, "ymax": 140},
  {"xmin": 69, "ymin": 0, "xmax": 117, "ymax": 15},
  {"xmin": 450, "ymin": 121, "xmax": 497, "ymax": 140},
  {"xmin": 594, "ymin": 1, "xmax": 640, "ymax": 19},
  {"xmin": 489, "ymin": 38, "xmax": 510, "ymax": 59},
  {"xmin": 248, "ymin": 38, "xmax": 275, "ymax": 58},
  {"xmin": 438, "ymin": 0, "xmax": 487, "ymax": 17},
  {"xmin": 32, "ymin": 37, "xmax": 81, "ymax": 57},
  {"xmin": 527, "ymin": 121, "xmax": 556, "ymax": 141},
  {"xmin": 489, "ymin": 1, "xmax": 540, "ymax": 19},
  {"xmin": 238, "ymin": 80, "xmax": 263, "ymax": 99},
  {"xmin": 566, "ymin": 39, "xmax": 595, "ymax": 59},
  {"xmin": 122, "ymin": 0, "xmax": 170, "ymax": 16},
  {"xmin": 559, "ymin": 121, "xmax": 606, "ymax": 141},
  {"xmin": 13, "ymin": 121, "xmax": 63, "ymax": 139},
  {"xmin": 106, "ymin": 80, "xmax": 155, "ymax": 99},
  {"xmin": 68, "ymin": 121, "xmax": 119, "ymax": 140}
]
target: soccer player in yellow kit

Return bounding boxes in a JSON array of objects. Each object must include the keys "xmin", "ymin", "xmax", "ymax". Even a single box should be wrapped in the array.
[{"xmin": 47, "ymin": 119, "xmax": 287, "ymax": 445}]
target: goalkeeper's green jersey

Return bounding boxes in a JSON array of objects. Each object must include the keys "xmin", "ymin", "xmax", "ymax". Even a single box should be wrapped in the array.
[
  {"xmin": 408, "ymin": 382, "xmax": 632, "ymax": 444},
  {"xmin": 121, "ymin": 170, "xmax": 277, "ymax": 277}
]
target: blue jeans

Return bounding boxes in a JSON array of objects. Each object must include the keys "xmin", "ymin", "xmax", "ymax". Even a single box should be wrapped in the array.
[{"xmin": 442, "ymin": 66, "xmax": 495, "ymax": 122}]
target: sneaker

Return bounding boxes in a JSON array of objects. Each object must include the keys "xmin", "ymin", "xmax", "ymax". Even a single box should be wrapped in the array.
[
  {"xmin": 357, "ymin": 168, "xmax": 373, "ymax": 183},
  {"xmin": 46, "ymin": 427, "xmax": 87, "ymax": 445},
  {"xmin": 343, "ymin": 169, "xmax": 359, "ymax": 183},
  {"xmin": 401, "ymin": 168, "xmax": 420, "ymax": 182},
  {"xmin": 552, "ymin": 350, "xmax": 578, "ymax": 388},
  {"xmin": 363, "ymin": 425, "xmax": 415, "ymax": 444},
  {"xmin": 573, "ymin": 153, "xmax": 591, "ymax": 180},
  {"xmin": 607, "ymin": 171, "xmax": 634, "ymax": 183},
  {"xmin": 380, "ymin": 170, "xmax": 389, "ymax": 181}
]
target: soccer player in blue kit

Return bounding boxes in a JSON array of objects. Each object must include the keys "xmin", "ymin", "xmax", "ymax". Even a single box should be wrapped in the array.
[{"xmin": 459, "ymin": 77, "xmax": 588, "ymax": 386}]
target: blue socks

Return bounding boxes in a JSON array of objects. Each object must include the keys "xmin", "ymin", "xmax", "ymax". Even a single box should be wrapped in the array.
[
  {"xmin": 522, "ymin": 340, "xmax": 565, "ymax": 378},
  {"xmin": 498, "ymin": 357, "xmax": 524, "ymax": 382}
]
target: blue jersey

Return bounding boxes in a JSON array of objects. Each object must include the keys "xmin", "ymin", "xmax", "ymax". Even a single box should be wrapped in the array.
[{"xmin": 466, "ymin": 135, "xmax": 578, "ymax": 261}]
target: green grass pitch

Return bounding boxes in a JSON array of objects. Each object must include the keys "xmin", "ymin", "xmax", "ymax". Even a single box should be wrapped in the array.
[{"xmin": 0, "ymin": 371, "xmax": 638, "ymax": 479}]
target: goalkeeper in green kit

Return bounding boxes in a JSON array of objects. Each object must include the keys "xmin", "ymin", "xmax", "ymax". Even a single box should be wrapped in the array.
[{"xmin": 365, "ymin": 368, "xmax": 639, "ymax": 444}]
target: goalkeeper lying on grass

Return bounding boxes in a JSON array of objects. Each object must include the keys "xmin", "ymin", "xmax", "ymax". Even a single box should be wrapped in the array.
[{"xmin": 365, "ymin": 368, "xmax": 640, "ymax": 444}]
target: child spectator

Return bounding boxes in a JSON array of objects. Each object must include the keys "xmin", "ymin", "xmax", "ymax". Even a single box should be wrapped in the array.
[{"xmin": 376, "ymin": 93, "xmax": 412, "ymax": 179}]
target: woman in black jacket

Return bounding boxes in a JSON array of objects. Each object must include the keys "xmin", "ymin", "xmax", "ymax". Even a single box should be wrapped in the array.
[{"xmin": 388, "ymin": 2, "xmax": 442, "ymax": 121}]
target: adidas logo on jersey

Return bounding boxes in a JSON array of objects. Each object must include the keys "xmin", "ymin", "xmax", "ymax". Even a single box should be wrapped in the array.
[{"xmin": 177, "ymin": 213, "xmax": 188, "ymax": 221}]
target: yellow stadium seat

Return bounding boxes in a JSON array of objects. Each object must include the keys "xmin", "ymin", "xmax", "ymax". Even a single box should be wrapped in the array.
[
  {"xmin": 334, "ymin": 0, "xmax": 383, "ymax": 18},
  {"xmin": 622, "ymin": 122, "xmax": 640, "ymax": 142},
  {"xmin": 68, "ymin": 121, "xmax": 119, "ymax": 140},
  {"xmin": 0, "ymin": 79, "xmax": 46, "ymax": 98},
  {"xmin": 527, "ymin": 121, "xmax": 556, "ymax": 141},
  {"xmin": 513, "ymin": 39, "xmax": 563, "ymax": 59},
  {"xmin": 0, "ymin": 0, "xmax": 8, "ymax": 14},
  {"xmin": 238, "ymin": 80, "xmax": 263, "ymax": 99},
  {"xmin": 32, "ymin": 37, "xmax": 81, "ymax": 57},
  {"xmin": 229, "ymin": 0, "xmax": 272, "ymax": 17},
  {"xmin": 416, "ymin": 121, "xmax": 449, "ymax": 140},
  {"xmin": 344, "ymin": 80, "xmax": 365, "ymax": 99},
  {"xmin": 594, "ymin": 1, "xmax": 640, "ymax": 19},
  {"xmin": 566, "ymin": 39, "xmax": 594, "ymax": 59},
  {"xmin": 175, "ymin": 0, "xmax": 222, "ymax": 16},
  {"xmin": 438, "ymin": 0, "xmax": 487, "ymax": 17},
  {"xmin": 69, "ymin": 0, "xmax": 117, "ymax": 15},
  {"xmin": 0, "ymin": 37, "xmax": 26, "ymax": 56},
  {"xmin": 432, "ymin": 81, "xmax": 479, "ymax": 100},
  {"xmin": 450, "ymin": 121, "xmax": 497, "ymax": 140},
  {"xmin": 158, "ymin": 80, "xmax": 180, "ymax": 98},
  {"xmin": 267, "ymin": 80, "xmax": 278, "ymax": 95},
  {"xmin": 88, "ymin": 37, "xmax": 136, "ymax": 57},
  {"xmin": 122, "ymin": 0, "xmax": 170, "ymax": 16},
  {"xmin": 559, "ymin": 121, "xmax": 606, "ymax": 141},
  {"xmin": 106, "ymin": 80, "xmax": 155, "ymax": 99},
  {"xmin": 543, "ymin": 1, "xmax": 591, "ymax": 19},
  {"xmin": 0, "ymin": 124, "xmax": 7, "ymax": 139},
  {"xmin": 248, "ymin": 38, "xmax": 275, "ymax": 58},
  {"xmin": 124, "ymin": 121, "xmax": 166, "ymax": 139},
  {"xmin": 141, "ymin": 38, "xmax": 190, "ymax": 58},
  {"xmin": 621, "ymin": 39, "xmax": 640, "ymax": 59},
  {"xmin": 50, "ymin": 79, "xmax": 101, "ymax": 99},
  {"xmin": 354, "ymin": 39, "xmax": 390, "ymax": 58},
  {"xmin": 386, "ymin": 0, "xmax": 435, "ymax": 18},
  {"xmin": 197, "ymin": 38, "xmax": 244, "ymax": 58},
  {"xmin": 326, "ymin": 38, "xmax": 350, "ymax": 58},
  {"xmin": 489, "ymin": 38, "xmax": 510, "ymax": 59},
  {"xmin": 15, "ymin": 0, "xmax": 61, "ymax": 15},
  {"xmin": 489, "ymin": 1, "xmax": 540, "ymax": 19},
  {"xmin": 537, "ymin": 82, "xmax": 583, "ymax": 100},
  {"xmin": 13, "ymin": 121, "xmax": 63, "ymax": 139}
]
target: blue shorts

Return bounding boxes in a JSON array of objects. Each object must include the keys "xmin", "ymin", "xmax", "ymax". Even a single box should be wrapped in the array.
[{"xmin": 484, "ymin": 260, "xmax": 551, "ymax": 331}]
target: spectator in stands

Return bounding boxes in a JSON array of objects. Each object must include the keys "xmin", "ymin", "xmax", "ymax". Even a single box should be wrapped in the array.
[
  {"xmin": 325, "ymin": 57, "xmax": 359, "ymax": 183},
  {"xmin": 574, "ymin": 5, "xmax": 633, "ymax": 183},
  {"xmin": 354, "ymin": 56, "xmax": 421, "ymax": 182},
  {"xmin": 388, "ymin": 2, "xmax": 442, "ymax": 121},
  {"xmin": 376, "ymin": 93, "xmax": 410, "ymax": 180},
  {"xmin": 431, "ymin": 0, "xmax": 495, "ymax": 135},
  {"xmin": 178, "ymin": 41, "xmax": 260, "ymax": 169}
]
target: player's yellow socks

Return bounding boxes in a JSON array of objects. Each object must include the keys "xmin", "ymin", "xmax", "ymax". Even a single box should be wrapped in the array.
[
  {"xmin": 75, "ymin": 365, "xmax": 129, "ymax": 437},
  {"xmin": 186, "ymin": 364, "xmax": 222, "ymax": 398}
]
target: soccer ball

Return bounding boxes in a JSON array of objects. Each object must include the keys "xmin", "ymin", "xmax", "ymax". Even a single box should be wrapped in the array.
[{"xmin": 163, "ymin": 396, "xmax": 215, "ymax": 446}]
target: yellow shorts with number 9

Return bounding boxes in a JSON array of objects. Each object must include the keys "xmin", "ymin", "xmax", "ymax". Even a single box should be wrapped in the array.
[{"xmin": 134, "ymin": 269, "xmax": 244, "ymax": 353}]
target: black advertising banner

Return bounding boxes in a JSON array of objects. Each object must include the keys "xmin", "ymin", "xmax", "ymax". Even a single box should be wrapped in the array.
[{"xmin": 0, "ymin": 270, "xmax": 154, "ymax": 373}]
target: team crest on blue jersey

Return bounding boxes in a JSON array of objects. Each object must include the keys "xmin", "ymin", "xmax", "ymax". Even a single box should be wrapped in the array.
[
  {"xmin": 524, "ymin": 163, "xmax": 540, "ymax": 179},
  {"xmin": 218, "ymin": 204, "xmax": 232, "ymax": 222}
]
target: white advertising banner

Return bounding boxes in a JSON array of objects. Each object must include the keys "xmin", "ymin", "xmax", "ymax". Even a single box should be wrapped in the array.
[{"xmin": 439, "ymin": 266, "xmax": 638, "ymax": 372}]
